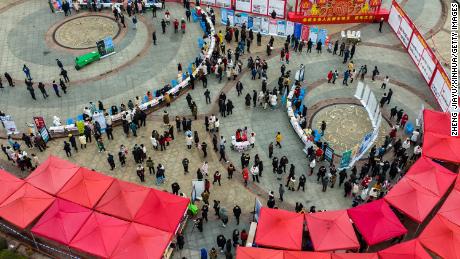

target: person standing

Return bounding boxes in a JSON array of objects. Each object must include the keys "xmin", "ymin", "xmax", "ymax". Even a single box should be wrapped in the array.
[
  {"xmin": 56, "ymin": 59, "xmax": 64, "ymax": 70},
  {"xmin": 204, "ymin": 89, "xmax": 211, "ymax": 104},
  {"xmin": 4, "ymin": 72, "xmax": 14, "ymax": 87},
  {"xmin": 379, "ymin": 17, "xmax": 384, "ymax": 33},
  {"xmin": 59, "ymin": 78, "xmax": 67, "ymax": 94},
  {"xmin": 120, "ymin": 13, "xmax": 126, "ymax": 28},
  {"xmin": 63, "ymin": 141, "xmax": 71, "ymax": 157},
  {"xmin": 152, "ymin": 30, "xmax": 157, "ymax": 45},
  {"xmin": 279, "ymin": 183, "xmax": 285, "ymax": 201},
  {"xmin": 146, "ymin": 157, "xmax": 155, "ymax": 174},
  {"xmin": 386, "ymin": 88, "xmax": 393, "ymax": 104},
  {"xmin": 372, "ymin": 66, "xmax": 379, "ymax": 81},
  {"xmin": 251, "ymin": 164, "xmax": 259, "ymax": 183},
  {"xmin": 132, "ymin": 15, "xmax": 138, "ymax": 30},
  {"xmin": 320, "ymin": 121, "xmax": 327, "ymax": 136},
  {"xmin": 25, "ymin": 79, "xmax": 36, "ymax": 100},
  {"xmin": 23, "ymin": 64, "xmax": 32, "ymax": 80},
  {"xmin": 69, "ymin": 134, "xmax": 78, "ymax": 152},
  {"xmin": 233, "ymin": 205, "xmax": 241, "ymax": 225},
  {"xmin": 182, "ymin": 157, "xmax": 189, "ymax": 174},
  {"xmin": 298, "ymin": 174, "xmax": 306, "ymax": 191},
  {"xmin": 37, "ymin": 82, "xmax": 48, "ymax": 98},
  {"xmin": 52, "ymin": 81, "xmax": 61, "ymax": 97},
  {"xmin": 107, "ymin": 153, "xmax": 115, "ymax": 170},
  {"xmin": 136, "ymin": 164, "xmax": 145, "ymax": 182},
  {"xmin": 381, "ymin": 76, "xmax": 389, "ymax": 89}
]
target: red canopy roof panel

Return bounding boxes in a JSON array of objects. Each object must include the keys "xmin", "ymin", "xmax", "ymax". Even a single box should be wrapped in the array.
[
  {"xmin": 378, "ymin": 239, "xmax": 431, "ymax": 259},
  {"xmin": 384, "ymin": 177, "xmax": 440, "ymax": 223},
  {"xmin": 0, "ymin": 183, "xmax": 55, "ymax": 229},
  {"xmin": 254, "ymin": 208, "xmax": 304, "ymax": 250},
  {"xmin": 133, "ymin": 189, "xmax": 189, "ymax": 233},
  {"xmin": 110, "ymin": 222, "xmax": 172, "ymax": 259},
  {"xmin": 455, "ymin": 174, "xmax": 460, "ymax": 191},
  {"xmin": 70, "ymin": 212, "xmax": 130, "ymax": 258},
  {"xmin": 438, "ymin": 189, "xmax": 460, "ymax": 226},
  {"xmin": 95, "ymin": 179, "xmax": 150, "ymax": 221},
  {"xmin": 423, "ymin": 132, "xmax": 460, "ymax": 163},
  {"xmin": 235, "ymin": 247, "xmax": 284, "ymax": 259},
  {"xmin": 405, "ymin": 156, "xmax": 456, "ymax": 196},
  {"xmin": 331, "ymin": 253, "xmax": 378, "ymax": 259},
  {"xmin": 26, "ymin": 156, "xmax": 79, "ymax": 195},
  {"xmin": 31, "ymin": 199, "xmax": 92, "ymax": 245},
  {"xmin": 418, "ymin": 214, "xmax": 460, "ymax": 259},
  {"xmin": 347, "ymin": 199, "xmax": 407, "ymax": 246},
  {"xmin": 284, "ymin": 251, "xmax": 331, "ymax": 259},
  {"xmin": 58, "ymin": 167, "xmax": 114, "ymax": 208},
  {"xmin": 423, "ymin": 109, "xmax": 451, "ymax": 135},
  {"xmin": 0, "ymin": 169, "xmax": 25, "ymax": 204},
  {"xmin": 305, "ymin": 210, "xmax": 359, "ymax": 251}
]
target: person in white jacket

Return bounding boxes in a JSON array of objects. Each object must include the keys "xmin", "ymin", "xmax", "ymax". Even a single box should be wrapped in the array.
[
  {"xmin": 251, "ymin": 165, "xmax": 259, "ymax": 183},
  {"xmin": 201, "ymin": 161, "xmax": 209, "ymax": 176}
]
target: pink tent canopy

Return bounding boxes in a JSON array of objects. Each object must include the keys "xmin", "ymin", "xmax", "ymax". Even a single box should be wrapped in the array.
[
  {"xmin": 347, "ymin": 199, "xmax": 407, "ymax": 246},
  {"xmin": 26, "ymin": 156, "xmax": 79, "ymax": 195},
  {"xmin": 110, "ymin": 222, "xmax": 172, "ymax": 259},
  {"xmin": 284, "ymin": 251, "xmax": 331, "ymax": 259},
  {"xmin": 418, "ymin": 214, "xmax": 460, "ymax": 259},
  {"xmin": 0, "ymin": 169, "xmax": 25, "ymax": 204},
  {"xmin": 31, "ymin": 199, "xmax": 92, "ymax": 245},
  {"xmin": 438, "ymin": 188, "xmax": 460, "ymax": 227},
  {"xmin": 404, "ymin": 156, "xmax": 456, "ymax": 196},
  {"xmin": 305, "ymin": 210, "xmax": 359, "ymax": 251},
  {"xmin": 378, "ymin": 239, "xmax": 431, "ymax": 259},
  {"xmin": 70, "ymin": 212, "xmax": 130, "ymax": 258},
  {"xmin": 423, "ymin": 109, "xmax": 451, "ymax": 135},
  {"xmin": 95, "ymin": 179, "xmax": 150, "ymax": 221},
  {"xmin": 331, "ymin": 254, "xmax": 378, "ymax": 259},
  {"xmin": 423, "ymin": 132, "xmax": 460, "ymax": 163},
  {"xmin": 0, "ymin": 183, "xmax": 55, "ymax": 229},
  {"xmin": 236, "ymin": 247, "xmax": 284, "ymax": 259},
  {"xmin": 384, "ymin": 178, "xmax": 440, "ymax": 223},
  {"xmin": 58, "ymin": 167, "xmax": 114, "ymax": 208},
  {"xmin": 254, "ymin": 208, "xmax": 304, "ymax": 250},
  {"xmin": 133, "ymin": 189, "xmax": 189, "ymax": 233}
]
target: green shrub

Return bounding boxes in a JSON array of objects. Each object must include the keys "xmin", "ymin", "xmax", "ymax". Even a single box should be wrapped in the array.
[{"xmin": 0, "ymin": 250, "xmax": 28, "ymax": 259}]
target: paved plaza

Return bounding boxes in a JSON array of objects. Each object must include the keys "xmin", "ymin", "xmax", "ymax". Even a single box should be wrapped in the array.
[{"xmin": 0, "ymin": 0, "xmax": 452, "ymax": 258}]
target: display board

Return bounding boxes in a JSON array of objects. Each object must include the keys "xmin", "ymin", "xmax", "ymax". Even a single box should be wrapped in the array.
[
  {"xmin": 0, "ymin": 115, "xmax": 18, "ymax": 135},
  {"xmin": 268, "ymin": 0, "xmax": 285, "ymax": 18},
  {"xmin": 388, "ymin": 2, "xmax": 402, "ymax": 32},
  {"xmin": 397, "ymin": 16, "xmax": 412, "ymax": 48},
  {"xmin": 252, "ymin": 0, "xmax": 268, "ymax": 16},
  {"xmin": 235, "ymin": 0, "xmax": 251, "ymax": 12},
  {"xmin": 309, "ymin": 27, "xmax": 318, "ymax": 43},
  {"xmin": 261, "ymin": 17, "xmax": 269, "ymax": 34},
  {"xmin": 408, "ymin": 32, "xmax": 424, "ymax": 64},
  {"xmin": 216, "ymin": 0, "xmax": 231, "ymax": 8},
  {"xmin": 252, "ymin": 16, "xmax": 261, "ymax": 31},
  {"xmin": 431, "ymin": 66, "xmax": 451, "ymax": 112},
  {"xmin": 418, "ymin": 47, "xmax": 437, "ymax": 83},
  {"xmin": 286, "ymin": 21, "xmax": 295, "ymax": 36},
  {"xmin": 277, "ymin": 20, "xmax": 286, "ymax": 36},
  {"xmin": 201, "ymin": 0, "xmax": 216, "ymax": 5},
  {"xmin": 268, "ymin": 19, "xmax": 277, "ymax": 35},
  {"xmin": 317, "ymin": 28, "xmax": 327, "ymax": 44},
  {"xmin": 33, "ymin": 116, "xmax": 50, "ymax": 143},
  {"xmin": 301, "ymin": 25, "xmax": 309, "ymax": 41}
]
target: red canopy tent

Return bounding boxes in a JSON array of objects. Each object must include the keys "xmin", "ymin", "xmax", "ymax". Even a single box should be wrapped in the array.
[
  {"xmin": 378, "ymin": 239, "xmax": 431, "ymax": 259},
  {"xmin": 283, "ymin": 251, "xmax": 331, "ymax": 259},
  {"xmin": 236, "ymin": 247, "xmax": 284, "ymax": 259},
  {"xmin": 418, "ymin": 214, "xmax": 460, "ymax": 259},
  {"xmin": 70, "ymin": 212, "xmax": 130, "ymax": 258},
  {"xmin": 384, "ymin": 177, "xmax": 440, "ymax": 223},
  {"xmin": 423, "ymin": 109, "xmax": 451, "ymax": 135},
  {"xmin": 304, "ymin": 210, "xmax": 359, "ymax": 251},
  {"xmin": 26, "ymin": 156, "xmax": 79, "ymax": 195},
  {"xmin": 423, "ymin": 132, "xmax": 460, "ymax": 164},
  {"xmin": 331, "ymin": 253, "xmax": 378, "ymax": 259},
  {"xmin": 58, "ymin": 167, "xmax": 114, "ymax": 208},
  {"xmin": 109, "ymin": 222, "xmax": 172, "ymax": 259},
  {"xmin": 254, "ymin": 208, "xmax": 304, "ymax": 250},
  {"xmin": 404, "ymin": 156, "xmax": 457, "ymax": 196},
  {"xmin": 347, "ymin": 199, "xmax": 407, "ymax": 246},
  {"xmin": 95, "ymin": 179, "xmax": 150, "ymax": 221},
  {"xmin": 31, "ymin": 199, "xmax": 92, "ymax": 244},
  {"xmin": 438, "ymin": 189, "xmax": 460, "ymax": 227},
  {"xmin": 133, "ymin": 189, "xmax": 189, "ymax": 233},
  {"xmin": 0, "ymin": 183, "xmax": 55, "ymax": 229},
  {"xmin": 0, "ymin": 169, "xmax": 25, "ymax": 204}
]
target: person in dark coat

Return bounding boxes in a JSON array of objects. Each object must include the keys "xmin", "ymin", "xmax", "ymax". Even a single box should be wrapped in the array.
[
  {"xmin": 4, "ymin": 72, "xmax": 14, "ymax": 86},
  {"xmin": 107, "ymin": 153, "xmax": 115, "ymax": 170},
  {"xmin": 233, "ymin": 205, "xmax": 241, "ymax": 225},
  {"xmin": 217, "ymin": 235, "xmax": 226, "ymax": 252}
]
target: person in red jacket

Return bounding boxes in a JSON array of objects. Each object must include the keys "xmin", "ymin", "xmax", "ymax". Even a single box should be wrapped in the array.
[
  {"xmin": 173, "ymin": 19, "xmax": 179, "ymax": 33},
  {"xmin": 315, "ymin": 148, "xmax": 324, "ymax": 161},
  {"xmin": 327, "ymin": 70, "xmax": 333, "ymax": 83},
  {"xmin": 242, "ymin": 167, "xmax": 249, "ymax": 186},
  {"xmin": 240, "ymin": 229, "xmax": 248, "ymax": 246},
  {"xmin": 400, "ymin": 113, "xmax": 409, "ymax": 128}
]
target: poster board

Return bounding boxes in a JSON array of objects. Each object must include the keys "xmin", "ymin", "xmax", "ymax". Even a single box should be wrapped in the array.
[
  {"xmin": 201, "ymin": 0, "xmax": 216, "ymax": 6},
  {"xmin": 252, "ymin": 0, "xmax": 268, "ymax": 16},
  {"xmin": 309, "ymin": 27, "xmax": 318, "ymax": 43},
  {"xmin": 268, "ymin": 19, "xmax": 277, "ymax": 35},
  {"xmin": 235, "ymin": 0, "xmax": 251, "ymax": 13},
  {"xmin": 397, "ymin": 16, "xmax": 412, "ymax": 48},
  {"xmin": 388, "ymin": 3, "xmax": 402, "ymax": 32},
  {"xmin": 431, "ymin": 66, "xmax": 451, "ymax": 112},
  {"xmin": 285, "ymin": 21, "xmax": 295, "ymax": 37},
  {"xmin": 261, "ymin": 17, "xmax": 269, "ymax": 34},
  {"xmin": 221, "ymin": 8, "xmax": 228, "ymax": 24},
  {"xmin": 267, "ymin": 0, "xmax": 285, "ymax": 18},
  {"xmin": 317, "ymin": 28, "xmax": 327, "ymax": 44},
  {"xmin": 252, "ymin": 16, "xmax": 262, "ymax": 32},
  {"xmin": 293, "ymin": 23, "xmax": 302, "ymax": 39},
  {"xmin": 277, "ymin": 20, "xmax": 286, "ymax": 36},
  {"xmin": 408, "ymin": 32, "xmax": 424, "ymax": 65},
  {"xmin": 301, "ymin": 25, "xmax": 309, "ymax": 41},
  {"xmin": 418, "ymin": 47, "xmax": 437, "ymax": 83},
  {"xmin": 216, "ymin": 0, "xmax": 231, "ymax": 8}
]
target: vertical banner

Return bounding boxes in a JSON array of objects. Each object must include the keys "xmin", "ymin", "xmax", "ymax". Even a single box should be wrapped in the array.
[
  {"xmin": 317, "ymin": 28, "xmax": 327, "ymax": 44},
  {"xmin": 276, "ymin": 20, "xmax": 286, "ymax": 36},
  {"xmin": 285, "ymin": 21, "xmax": 295, "ymax": 37},
  {"xmin": 268, "ymin": 0, "xmax": 286, "ymax": 18},
  {"xmin": 235, "ymin": 0, "xmax": 251, "ymax": 13},
  {"xmin": 294, "ymin": 23, "xmax": 302, "ymax": 39},
  {"xmin": 301, "ymin": 25, "xmax": 309, "ymax": 41},
  {"xmin": 252, "ymin": 16, "xmax": 261, "ymax": 32},
  {"xmin": 239, "ymin": 13, "xmax": 249, "ymax": 27},
  {"xmin": 33, "ymin": 116, "xmax": 50, "ymax": 143},
  {"xmin": 397, "ymin": 16, "xmax": 413, "ymax": 48},
  {"xmin": 0, "ymin": 115, "xmax": 18, "ymax": 135},
  {"xmin": 309, "ymin": 26, "xmax": 318, "ymax": 43},
  {"xmin": 324, "ymin": 146, "xmax": 334, "ymax": 163},
  {"xmin": 251, "ymin": 0, "xmax": 268, "ymax": 16},
  {"xmin": 227, "ymin": 9, "xmax": 235, "ymax": 26},
  {"xmin": 221, "ymin": 8, "xmax": 228, "ymax": 25},
  {"xmin": 261, "ymin": 17, "xmax": 270, "ymax": 34},
  {"xmin": 339, "ymin": 150, "xmax": 352, "ymax": 169},
  {"xmin": 248, "ymin": 16, "xmax": 254, "ymax": 29},
  {"xmin": 268, "ymin": 19, "xmax": 278, "ymax": 35}
]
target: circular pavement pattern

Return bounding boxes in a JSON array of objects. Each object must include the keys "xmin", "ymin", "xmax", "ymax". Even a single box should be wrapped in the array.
[
  {"xmin": 312, "ymin": 103, "xmax": 390, "ymax": 154},
  {"xmin": 54, "ymin": 15, "xmax": 120, "ymax": 49}
]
